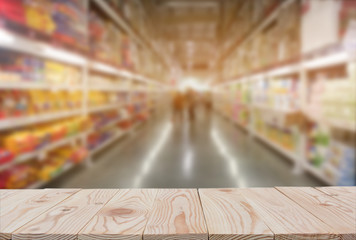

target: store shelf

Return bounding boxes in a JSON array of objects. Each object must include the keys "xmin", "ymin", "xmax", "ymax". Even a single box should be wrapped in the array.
[
  {"xmin": 252, "ymin": 104, "xmax": 298, "ymax": 115},
  {"xmin": 0, "ymin": 30, "xmax": 161, "ymax": 85},
  {"xmin": 26, "ymin": 162, "xmax": 75, "ymax": 189},
  {"xmin": 252, "ymin": 130, "xmax": 299, "ymax": 163},
  {"xmin": 303, "ymin": 51, "xmax": 350, "ymax": 70},
  {"xmin": 305, "ymin": 113, "xmax": 356, "ymax": 132},
  {"xmin": 89, "ymin": 118, "xmax": 121, "ymax": 133},
  {"xmin": 231, "ymin": 118, "xmax": 250, "ymax": 132},
  {"xmin": 304, "ymin": 164, "xmax": 335, "ymax": 185},
  {"xmin": 90, "ymin": 130, "xmax": 127, "ymax": 156},
  {"xmin": 0, "ymin": 82, "xmax": 82, "ymax": 90},
  {"xmin": 89, "ymin": 85, "xmax": 130, "ymax": 92},
  {"xmin": 88, "ymin": 104, "xmax": 123, "ymax": 113},
  {"xmin": 266, "ymin": 63, "xmax": 300, "ymax": 77},
  {"xmin": 221, "ymin": 0, "xmax": 295, "ymax": 61},
  {"xmin": 90, "ymin": 61, "xmax": 133, "ymax": 78},
  {"xmin": 0, "ymin": 29, "xmax": 86, "ymax": 66},
  {"xmin": 0, "ymin": 110, "xmax": 82, "ymax": 131},
  {"xmin": 0, "ymin": 132, "xmax": 87, "ymax": 172}
]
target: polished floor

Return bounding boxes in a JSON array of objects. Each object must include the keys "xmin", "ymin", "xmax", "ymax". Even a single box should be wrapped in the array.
[{"xmin": 48, "ymin": 107, "xmax": 323, "ymax": 188}]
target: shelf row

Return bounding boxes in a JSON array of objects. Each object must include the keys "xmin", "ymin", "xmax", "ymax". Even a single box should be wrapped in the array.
[
  {"xmin": 217, "ymin": 108, "xmax": 337, "ymax": 186},
  {"xmin": 0, "ymin": 106, "xmax": 152, "ymax": 189},
  {"xmin": 25, "ymin": 119, "xmax": 145, "ymax": 189},
  {"xmin": 0, "ymin": 28, "xmax": 163, "ymax": 86},
  {"xmin": 0, "ymin": 105, "xmax": 127, "ymax": 131},
  {"xmin": 0, "ymin": 111, "xmax": 134, "ymax": 172}
]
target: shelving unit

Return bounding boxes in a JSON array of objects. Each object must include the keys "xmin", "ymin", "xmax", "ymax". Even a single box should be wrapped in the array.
[
  {"xmin": 214, "ymin": 0, "xmax": 356, "ymax": 185},
  {"xmin": 0, "ymin": 0, "xmax": 168, "ymax": 189}
]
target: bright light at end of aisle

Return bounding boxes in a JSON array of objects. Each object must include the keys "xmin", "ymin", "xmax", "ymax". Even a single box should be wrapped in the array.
[{"xmin": 179, "ymin": 77, "xmax": 209, "ymax": 92}]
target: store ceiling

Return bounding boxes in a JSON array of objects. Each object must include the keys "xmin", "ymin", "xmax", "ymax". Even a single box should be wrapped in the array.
[{"xmin": 142, "ymin": 0, "xmax": 222, "ymax": 77}]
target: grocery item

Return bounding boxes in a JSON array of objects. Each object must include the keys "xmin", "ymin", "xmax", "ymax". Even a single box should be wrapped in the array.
[{"xmin": 0, "ymin": 148, "xmax": 14, "ymax": 165}]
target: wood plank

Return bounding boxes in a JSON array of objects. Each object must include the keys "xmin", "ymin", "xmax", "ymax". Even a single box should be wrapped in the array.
[
  {"xmin": 238, "ymin": 188, "xmax": 339, "ymax": 240},
  {"xmin": 144, "ymin": 189, "xmax": 208, "ymax": 240},
  {"xmin": 316, "ymin": 187, "xmax": 356, "ymax": 207},
  {"xmin": 0, "ymin": 190, "xmax": 21, "ymax": 200},
  {"xmin": 277, "ymin": 187, "xmax": 356, "ymax": 240},
  {"xmin": 199, "ymin": 188, "xmax": 273, "ymax": 240},
  {"xmin": 79, "ymin": 189, "xmax": 158, "ymax": 240},
  {"xmin": 0, "ymin": 189, "xmax": 80, "ymax": 240},
  {"xmin": 13, "ymin": 189, "xmax": 118, "ymax": 240}
]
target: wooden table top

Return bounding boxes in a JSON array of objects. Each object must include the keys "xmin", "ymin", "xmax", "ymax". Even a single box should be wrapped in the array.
[{"xmin": 0, "ymin": 187, "xmax": 355, "ymax": 240}]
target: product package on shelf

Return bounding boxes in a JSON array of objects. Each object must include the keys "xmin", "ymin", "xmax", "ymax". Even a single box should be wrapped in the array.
[
  {"xmin": 231, "ymin": 83, "xmax": 250, "ymax": 126},
  {"xmin": 88, "ymin": 91, "xmax": 128, "ymax": 109},
  {"xmin": 0, "ymin": 48, "xmax": 82, "ymax": 85},
  {"xmin": 0, "ymin": 89, "xmax": 83, "ymax": 120},
  {"xmin": 0, "ymin": 0, "xmax": 88, "ymax": 52},
  {"xmin": 87, "ymin": 128, "xmax": 116, "ymax": 151},
  {"xmin": 223, "ymin": 0, "xmax": 300, "ymax": 80},
  {"xmin": 306, "ymin": 124, "xmax": 355, "ymax": 185},
  {"xmin": 307, "ymin": 77, "xmax": 356, "ymax": 129},
  {"xmin": 254, "ymin": 108, "xmax": 300, "ymax": 153},
  {"xmin": 0, "ymin": 144, "xmax": 87, "ymax": 189},
  {"xmin": 0, "ymin": 117, "xmax": 89, "ymax": 156},
  {"xmin": 89, "ymin": 9, "xmax": 123, "ymax": 66},
  {"xmin": 89, "ymin": 72, "xmax": 131, "ymax": 90}
]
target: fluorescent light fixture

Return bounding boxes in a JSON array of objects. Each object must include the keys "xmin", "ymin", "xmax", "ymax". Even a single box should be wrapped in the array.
[
  {"xmin": 303, "ymin": 52, "xmax": 349, "ymax": 69},
  {"xmin": 0, "ymin": 29, "xmax": 15, "ymax": 44},
  {"xmin": 44, "ymin": 46, "xmax": 86, "ymax": 65}
]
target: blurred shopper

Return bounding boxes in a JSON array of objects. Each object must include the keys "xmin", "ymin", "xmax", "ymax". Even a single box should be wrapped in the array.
[
  {"xmin": 204, "ymin": 92, "xmax": 212, "ymax": 111},
  {"xmin": 172, "ymin": 92, "xmax": 185, "ymax": 124},
  {"xmin": 185, "ymin": 89, "xmax": 196, "ymax": 121}
]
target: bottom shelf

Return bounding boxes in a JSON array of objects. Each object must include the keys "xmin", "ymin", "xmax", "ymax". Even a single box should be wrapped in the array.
[
  {"xmin": 216, "ymin": 109, "xmax": 337, "ymax": 185},
  {"xmin": 89, "ymin": 130, "xmax": 127, "ymax": 156},
  {"xmin": 25, "ymin": 120, "xmax": 147, "ymax": 189},
  {"xmin": 304, "ymin": 164, "xmax": 336, "ymax": 186},
  {"xmin": 27, "ymin": 162, "xmax": 75, "ymax": 189},
  {"xmin": 252, "ymin": 130, "xmax": 299, "ymax": 164}
]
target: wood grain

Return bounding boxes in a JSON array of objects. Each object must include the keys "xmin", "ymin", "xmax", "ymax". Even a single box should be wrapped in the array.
[
  {"xmin": 0, "ymin": 190, "xmax": 21, "ymax": 200},
  {"xmin": 316, "ymin": 187, "xmax": 356, "ymax": 207},
  {"xmin": 199, "ymin": 188, "xmax": 273, "ymax": 240},
  {"xmin": 237, "ymin": 188, "xmax": 339, "ymax": 240},
  {"xmin": 144, "ymin": 189, "xmax": 208, "ymax": 240},
  {"xmin": 12, "ymin": 189, "xmax": 118, "ymax": 240},
  {"xmin": 79, "ymin": 189, "xmax": 158, "ymax": 240},
  {"xmin": 0, "ymin": 189, "xmax": 80, "ymax": 240},
  {"xmin": 277, "ymin": 187, "xmax": 356, "ymax": 240}
]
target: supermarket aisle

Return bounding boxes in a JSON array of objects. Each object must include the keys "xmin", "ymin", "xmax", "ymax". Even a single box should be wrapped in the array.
[{"xmin": 48, "ymin": 107, "xmax": 322, "ymax": 188}]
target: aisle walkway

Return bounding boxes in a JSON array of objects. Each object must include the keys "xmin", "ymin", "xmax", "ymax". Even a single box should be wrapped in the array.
[{"xmin": 48, "ymin": 107, "xmax": 323, "ymax": 188}]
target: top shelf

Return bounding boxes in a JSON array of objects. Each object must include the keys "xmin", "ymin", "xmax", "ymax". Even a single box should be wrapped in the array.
[
  {"xmin": 92, "ymin": 0, "xmax": 170, "ymax": 69},
  {"xmin": 220, "ymin": 48, "xmax": 353, "ymax": 86},
  {"xmin": 0, "ymin": 28, "xmax": 162, "ymax": 86}
]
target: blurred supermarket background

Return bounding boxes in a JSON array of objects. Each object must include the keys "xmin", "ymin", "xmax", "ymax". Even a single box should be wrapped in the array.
[{"xmin": 0, "ymin": 0, "xmax": 355, "ymax": 189}]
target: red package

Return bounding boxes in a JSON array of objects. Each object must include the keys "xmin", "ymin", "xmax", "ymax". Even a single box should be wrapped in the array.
[{"xmin": 0, "ymin": 0, "xmax": 26, "ymax": 25}]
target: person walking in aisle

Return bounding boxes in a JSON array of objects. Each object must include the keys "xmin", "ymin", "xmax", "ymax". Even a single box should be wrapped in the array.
[
  {"xmin": 185, "ymin": 88, "xmax": 196, "ymax": 122},
  {"xmin": 172, "ymin": 91, "xmax": 185, "ymax": 125}
]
